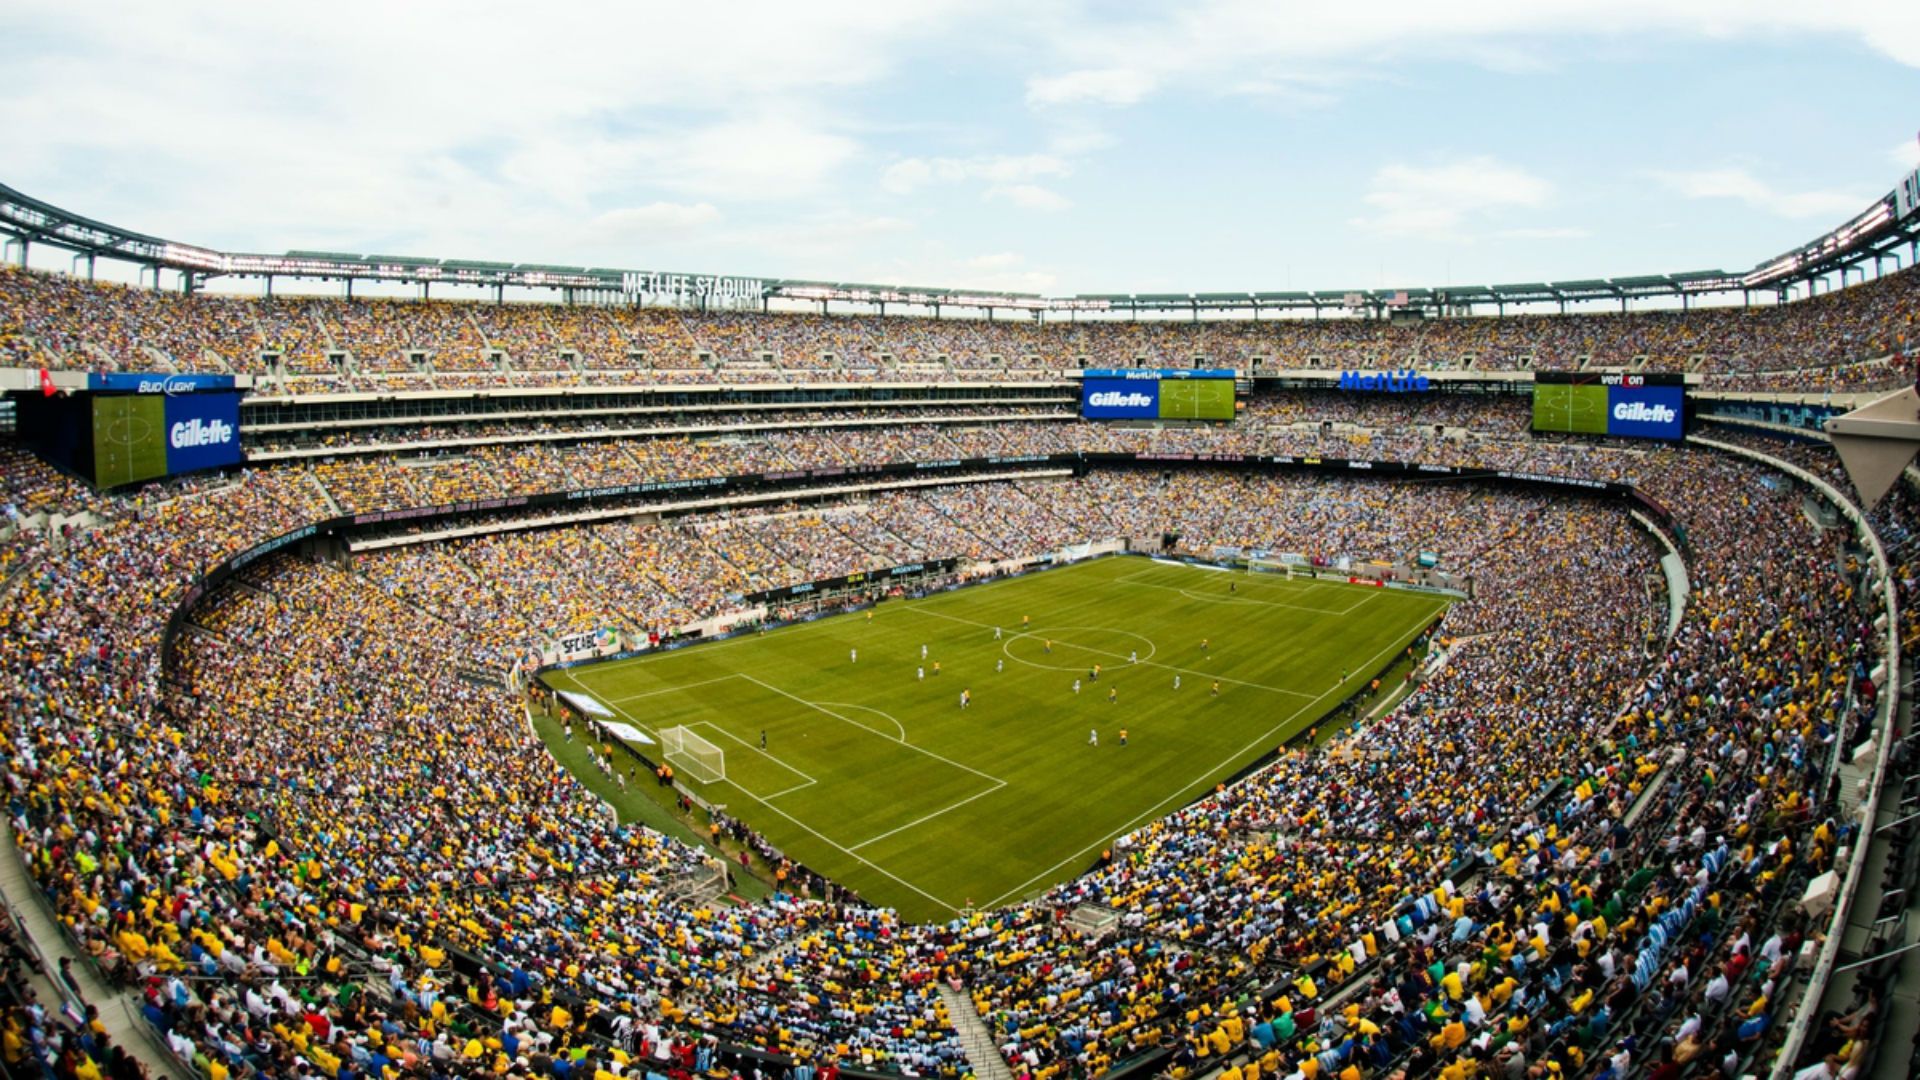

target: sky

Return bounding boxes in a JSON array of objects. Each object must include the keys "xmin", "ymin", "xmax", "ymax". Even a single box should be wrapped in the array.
[{"xmin": 2, "ymin": 0, "xmax": 1918, "ymax": 299}]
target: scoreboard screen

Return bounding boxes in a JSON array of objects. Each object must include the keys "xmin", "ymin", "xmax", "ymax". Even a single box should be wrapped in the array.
[
  {"xmin": 1532, "ymin": 372, "xmax": 1684, "ymax": 440},
  {"xmin": 1082, "ymin": 369, "xmax": 1236, "ymax": 421}
]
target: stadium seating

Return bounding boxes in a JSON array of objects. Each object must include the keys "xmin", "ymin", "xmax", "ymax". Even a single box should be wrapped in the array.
[
  {"xmin": 4, "ymin": 262, "xmax": 1917, "ymax": 393},
  {"xmin": 0, "ymin": 390, "xmax": 1902, "ymax": 1080}
]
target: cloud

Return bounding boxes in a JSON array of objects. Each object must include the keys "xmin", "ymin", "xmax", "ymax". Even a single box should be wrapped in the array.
[
  {"xmin": 1350, "ymin": 157, "xmax": 1553, "ymax": 239},
  {"xmin": 985, "ymin": 184, "xmax": 1072, "ymax": 211},
  {"xmin": 881, "ymin": 154, "xmax": 1071, "ymax": 194},
  {"xmin": 1022, "ymin": 2, "xmax": 1920, "ymax": 111},
  {"xmin": 1893, "ymin": 139, "xmax": 1920, "ymax": 170},
  {"xmin": 1025, "ymin": 68, "xmax": 1157, "ymax": 107},
  {"xmin": 1496, "ymin": 226, "xmax": 1591, "ymax": 241},
  {"xmin": 1650, "ymin": 168, "xmax": 1867, "ymax": 219},
  {"xmin": 592, "ymin": 202, "xmax": 722, "ymax": 239}
]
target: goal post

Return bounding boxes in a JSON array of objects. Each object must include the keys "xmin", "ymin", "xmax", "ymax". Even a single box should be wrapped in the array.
[
  {"xmin": 660, "ymin": 726, "xmax": 726, "ymax": 784},
  {"xmin": 1247, "ymin": 557, "xmax": 1304, "ymax": 579}
]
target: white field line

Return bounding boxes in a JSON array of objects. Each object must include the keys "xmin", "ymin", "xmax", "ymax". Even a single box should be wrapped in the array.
[
  {"xmin": 563, "ymin": 667, "xmax": 967, "ymax": 913},
  {"xmin": 847, "ymin": 779, "xmax": 1010, "ymax": 852},
  {"xmin": 906, "ymin": 606, "xmax": 1319, "ymax": 700},
  {"xmin": 977, "ymin": 596, "xmax": 1447, "ymax": 909},
  {"xmin": 687, "ymin": 717, "xmax": 818, "ymax": 792}
]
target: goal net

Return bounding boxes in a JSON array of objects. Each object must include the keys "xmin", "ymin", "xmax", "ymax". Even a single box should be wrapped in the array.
[
  {"xmin": 660, "ymin": 726, "xmax": 726, "ymax": 784},
  {"xmin": 1247, "ymin": 557, "xmax": 1306, "ymax": 579}
]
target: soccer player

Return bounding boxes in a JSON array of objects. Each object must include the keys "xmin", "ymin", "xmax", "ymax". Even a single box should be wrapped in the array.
[
  {"xmin": 917, "ymin": 665, "xmax": 925, "ymax": 681},
  {"xmin": 960, "ymin": 689, "xmax": 970, "ymax": 709},
  {"xmin": 1073, "ymin": 679, "xmax": 1081, "ymax": 695},
  {"xmin": 850, "ymin": 648, "xmax": 857, "ymax": 664},
  {"xmin": 933, "ymin": 661, "xmax": 941, "ymax": 676},
  {"xmin": 1108, "ymin": 687, "xmax": 1117, "ymax": 705},
  {"xmin": 1129, "ymin": 650, "xmax": 1137, "ymax": 664},
  {"xmin": 866, "ymin": 610, "xmax": 873, "ymax": 623},
  {"xmin": 1022, "ymin": 615, "xmax": 1031, "ymax": 629},
  {"xmin": 1088, "ymin": 728, "xmax": 1098, "ymax": 746},
  {"xmin": 1119, "ymin": 728, "xmax": 1128, "ymax": 746},
  {"xmin": 995, "ymin": 658, "xmax": 1004, "ymax": 673},
  {"xmin": 994, "ymin": 626, "xmax": 1002, "ymax": 641},
  {"xmin": 760, "ymin": 730, "xmax": 767, "ymax": 749},
  {"xmin": 1211, "ymin": 680, "xmax": 1221, "ymax": 697},
  {"xmin": 920, "ymin": 644, "xmax": 928, "ymax": 660},
  {"xmin": 1201, "ymin": 638, "xmax": 1210, "ymax": 651},
  {"xmin": 1174, "ymin": 674, "xmax": 1181, "ymax": 690}
]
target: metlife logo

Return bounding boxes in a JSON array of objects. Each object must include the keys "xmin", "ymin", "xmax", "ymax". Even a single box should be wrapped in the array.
[{"xmin": 1081, "ymin": 377, "xmax": 1161, "ymax": 418}]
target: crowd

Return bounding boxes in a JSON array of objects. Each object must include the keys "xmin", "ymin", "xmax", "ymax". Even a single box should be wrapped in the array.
[
  {"xmin": 0, "ymin": 386, "xmax": 1897, "ymax": 1080},
  {"xmin": 3, "ymin": 260, "xmax": 1915, "ymax": 392}
]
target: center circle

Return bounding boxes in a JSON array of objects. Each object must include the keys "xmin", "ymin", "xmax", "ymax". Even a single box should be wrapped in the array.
[{"xmin": 1002, "ymin": 626, "xmax": 1159, "ymax": 672}]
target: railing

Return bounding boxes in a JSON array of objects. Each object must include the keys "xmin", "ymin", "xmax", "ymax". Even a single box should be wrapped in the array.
[{"xmin": 1688, "ymin": 435, "xmax": 1903, "ymax": 1079}]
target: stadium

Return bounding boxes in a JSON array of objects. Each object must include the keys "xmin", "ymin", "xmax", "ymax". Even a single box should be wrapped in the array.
[{"xmin": 3, "ymin": 15, "xmax": 1920, "ymax": 1080}]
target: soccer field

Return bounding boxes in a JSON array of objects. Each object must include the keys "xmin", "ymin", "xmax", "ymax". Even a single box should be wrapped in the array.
[
  {"xmin": 1157, "ymin": 378, "xmax": 1236, "ymax": 420},
  {"xmin": 549, "ymin": 556, "xmax": 1449, "ymax": 921},
  {"xmin": 1531, "ymin": 382, "xmax": 1609, "ymax": 435}
]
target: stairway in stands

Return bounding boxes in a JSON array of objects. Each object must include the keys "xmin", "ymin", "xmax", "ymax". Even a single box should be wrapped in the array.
[{"xmin": 937, "ymin": 984, "xmax": 1013, "ymax": 1080}]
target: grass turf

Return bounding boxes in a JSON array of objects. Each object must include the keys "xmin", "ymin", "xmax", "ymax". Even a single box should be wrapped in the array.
[{"xmin": 547, "ymin": 556, "xmax": 1449, "ymax": 922}]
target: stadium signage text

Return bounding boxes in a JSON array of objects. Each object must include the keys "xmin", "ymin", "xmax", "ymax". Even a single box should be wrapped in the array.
[
  {"xmin": 1899, "ymin": 167, "xmax": 1920, "ymax": 221},
  {"xmin": 620, "ymin": 272, "xmax": 763, "ymax": 303},
  {"xmin": 89, "ymin": 372, "xmax": 237, "ymax": 393},
  {"xmin": 1338, "ymin": 370, "xmax": 1431, "ymax": 393},
  {"xmin": 1087, "ymin": 391, "xmax": 1155, "ymax": 409},
  {"xmin": 169, "ymin": 417, "xmax": 234, "ymax": 448},
  {"xmin": 1612, "ymin": 401, "xmax": 1675, "ymax": 424}
]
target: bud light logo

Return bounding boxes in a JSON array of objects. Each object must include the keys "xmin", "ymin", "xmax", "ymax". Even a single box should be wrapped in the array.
[{"xmin": 1081, "ymin": 377, "xmax": 1160, "ymax": 418}]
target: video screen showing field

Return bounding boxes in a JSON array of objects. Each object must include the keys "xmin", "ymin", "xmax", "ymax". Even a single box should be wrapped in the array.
[
  {"xmin": 550, "ymin": 557, "xmax": 1447, "ymax": 920},
  {"xmin": 91, "ymin": 396, "xmax": 169, "ymax": 487},
  {"xmin": 1531, "ymin": 382, "xmax": 1610, "ymax": 435},
  {"xmin": 1157, "ymin": 378, "xmax": 1236, "ymax": 420}
]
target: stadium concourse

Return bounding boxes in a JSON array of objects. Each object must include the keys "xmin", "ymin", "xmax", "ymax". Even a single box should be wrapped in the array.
[
  {"xmin": 1, "ymin": 262, "xmax": 1918, "ymax": 395},
  {"xmin": 0, "ymin": 380, "xmax": 1904, "ymax": 1080}
]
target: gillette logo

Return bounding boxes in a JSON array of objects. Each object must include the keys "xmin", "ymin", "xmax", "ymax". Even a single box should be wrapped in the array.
[
  {"xmin": 1088, "ymin": 391, "xmax": 1154, "ymax": 408},
  {"xmin": 1612, "ymin": 401, "xmax": 1675, "ymax": 424},
  {"xmin": 169, "ymin": 418, "xmax": 235, "ymax": 448}
]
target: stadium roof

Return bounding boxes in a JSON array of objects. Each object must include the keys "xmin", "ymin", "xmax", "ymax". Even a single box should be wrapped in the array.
[{"xmin": 3, "ymin": 169, "xmax": 1918, "ymax": 315}]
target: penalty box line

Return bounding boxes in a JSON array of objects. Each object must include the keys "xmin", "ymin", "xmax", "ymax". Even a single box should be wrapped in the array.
[{"xmin": 564, "ymin": 668, "xmax": 977, "ymax": 915}]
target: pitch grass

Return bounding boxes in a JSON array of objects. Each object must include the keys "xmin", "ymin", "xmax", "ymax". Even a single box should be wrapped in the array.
[{"xmin": 548, "ymin": 556, "xmax": 1449, "ymax": 922}]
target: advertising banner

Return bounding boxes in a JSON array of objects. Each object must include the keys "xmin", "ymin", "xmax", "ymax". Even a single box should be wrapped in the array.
[
  {"xmin": 1081, "ymin": 377, "xmax": 1161, "ymax": 419},
  {"xmin": 163, "ymin": 392, "xmax": 244, "ymax": 473},
  {"xmin": 89, "ymin": 372, "xmax": 236, "ymax": 393}
]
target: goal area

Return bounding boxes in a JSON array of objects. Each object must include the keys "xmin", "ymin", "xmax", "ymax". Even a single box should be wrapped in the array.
[{"xmin": 660, "ymin": 726, "xmax": 726, "ymax": 784}]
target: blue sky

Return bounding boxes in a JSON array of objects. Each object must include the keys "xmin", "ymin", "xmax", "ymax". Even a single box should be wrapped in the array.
[{"xmin": 3, "ymin": 0, "xmax": 1918, "ymax": 297}]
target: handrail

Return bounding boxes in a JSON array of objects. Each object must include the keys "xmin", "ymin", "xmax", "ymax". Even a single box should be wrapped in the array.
[{"xmin": 1688, "ymin": 435, "xmax": 1903, "ymax": 1079}]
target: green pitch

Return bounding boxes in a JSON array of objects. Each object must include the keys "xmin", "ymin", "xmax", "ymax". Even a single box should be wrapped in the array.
[
  {"xmin": 549, "ymin": 557, "xmax": 1448, "ymax": 921},
  {"xmin": 91, "ymin": 396, "xmax": 169, "ymax": 488},
  {"xmin": 1157, "ymin": 378, "xmax": 1236, "ymax": 420},
  {"xmin": 1531, "ymin": 383, "xmax": 1609, "ymax": 435}
]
